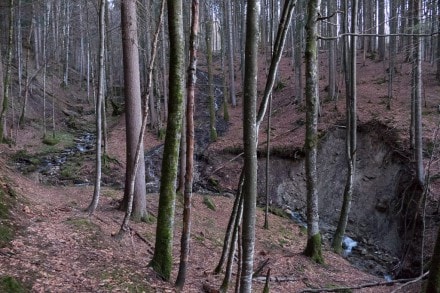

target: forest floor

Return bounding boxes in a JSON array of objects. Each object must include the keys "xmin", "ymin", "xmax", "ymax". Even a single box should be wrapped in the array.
[{"xmin": 0, "ymin": 51, "xmax": 439, "ymax": 292}]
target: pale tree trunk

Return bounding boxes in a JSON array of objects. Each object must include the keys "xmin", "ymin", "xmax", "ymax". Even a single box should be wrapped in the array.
[
  {"xmin": 175, "ymin": 1, "xmax": 199, "ymax": 289},
  {"xmin": 215, "ymin": 0, "xmax": 296, "ymax": 281},
  {"xmin": 119, "ymin": 0, "xmax": 147, "ymax": 221},
  {"xmin": 150, "ymin": 0, "xmax": 185, "ymax": 281},
  {"xmin": 43, "ymin": 1, "xmax": 49, "ymax": 137},
  {"xmin": 240, "ymin": 0, "xmax": 260, "ymax": 291},
  {"xmin": 117, "ymin": 0, "xmax": 165, "ymax": 234},
  {"xmin": 0, "ymin": 0, "xmax": 14, "ymax": 141},
  {"xmin": 32, "ymin": 2, "xmax": 40, "ymax": 70},
  {"xmin": 413, "ymin": 0, "xmax": 425, "ymax": 187},
  {"xmin": 226, "ymin": 0, "xmax": 236, "ymax": 107},
  {"xmin": 87, "ymin": 0, "xmax": 106, "ymax": 215},
  {"xmin": 303, "ymin": 0, "xmax": 323, "ymax": 264},
  {"xmin": 332, "ymin": 0, "xmax": 358, "ymax": 255}
]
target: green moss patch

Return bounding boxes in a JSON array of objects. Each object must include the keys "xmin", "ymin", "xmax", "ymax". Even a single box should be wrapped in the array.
[{"xmin": 0, "ymin": 276, "xmax": 27, "ymax": 293}]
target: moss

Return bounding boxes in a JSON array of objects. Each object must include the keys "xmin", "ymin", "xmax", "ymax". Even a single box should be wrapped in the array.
[
  {"xmin": 42, "ymin": 136, "xmax": 60, "ymax": 146},
  {"xmin": 0, "ymin": 276, "xmax": 27, "ymax": 293},
  {"xmin": 274, "ymin": 80, "xmax": 286, "ymax": 92},
  {"xmin": 304, "ymin": 233, "xmax": 324, "ymax": 264},
  {"xmin": 203, "ymin": 196, "xmax": 217, "ymax": 211}
]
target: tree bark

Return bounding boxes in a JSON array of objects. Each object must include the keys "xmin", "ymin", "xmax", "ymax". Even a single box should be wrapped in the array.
[
  {"xmin": 205, "ymin": 15, "xmax": 217, "ymax": 142},
  {"xmin": 413, "ymin": 0, "xmax": 425, "ymax": 187},
  {"xmin": 240, "ymin": 0, "xmax": 260, "ymax": 291},
  {"xmin": 120, "ymin": 0, "xmax": 148, "ymax": 221},
  {"xmin": 226, "ymin": 0, "xmax": 237, "ymax": 107},
  {"xmin": 0, "ymin": 0, "xmax": 14, "ymax": 141},
  {"xmin": 175, "ymin": 0, "xmax": 199, "ymax": 289},
  {"xmin": 303, "ymin": 0, "xmax": 323, "ymax": 264},
  {"xmin": 332, "ymin": 0, "xmax": 358, "ymax": 254},
  {"xmin": 87, "ymin": 0, "xmax": 106, "ymax": 215},
  {"xmin": 150, "ymin": 0, "xmax": 185, "ymax": 281}
]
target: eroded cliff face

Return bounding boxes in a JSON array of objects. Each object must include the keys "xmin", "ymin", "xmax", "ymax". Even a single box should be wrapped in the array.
[{"xmin": 258, "ymin": 123, "xmax": 420, "ymax": 277}]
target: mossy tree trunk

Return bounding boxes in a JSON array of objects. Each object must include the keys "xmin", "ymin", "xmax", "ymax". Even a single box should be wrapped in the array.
[
  {"xmin": 240, "ymin": 0, "xmax": 260, "ymax": 291},
  {"xmin": 175, "ymin": 0, "xmax": 199, "ymax": 289},
  {"xmin": 303, "ymin": 0, "xmax": 323, "ymax": 264},
  {"xmin": 332, "ymin": 0, "xmax": 358, "ymax": 255},
  {"xmin": 150, "ymin": 0, "xmax": 185, "ymax": 281}
]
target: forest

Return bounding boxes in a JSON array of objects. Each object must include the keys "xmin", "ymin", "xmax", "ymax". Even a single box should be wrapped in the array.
[{"xmin": 0, "ymin": 0, "xmax": 439, "ymax": 292}]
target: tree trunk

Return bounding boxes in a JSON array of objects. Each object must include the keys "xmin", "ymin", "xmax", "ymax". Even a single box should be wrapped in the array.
[
  {"xmin": 175, "ymin": 0, "xmax": 199, "ymax": 289},
  {"xmin": 205, "ymin": 16, "xmax": 217, "ymax": 141},
  {"xmin": 240, "ymin": 0, "xmax": 260, "ymax": 291},
  {"xmin": 87, "ymin": 0, "xmax": 105, "ymax": 215},
  {"xmin": 226, "ymin": 0, "xmax": 236, "ymax": 107},
  {"xmin": 303, "ymin": 0, "xmax": 323, "ymax": 264},
  {"xmin": 332, "ymin": 0, "xmax": 358, "ymax": 255},
  {"xmin": 0, "ymin": 0, "xmax": 14, "ymax": 141},
  {"xmin": 378, "ymin": 0, "xmax": 385, "ymax": 60},
  {"xmin": 413, "ymin": 0, "xmax": 425, "ymax": 187},
  {"xmin": 437, "ymin": 0, "xmax": 440, "ymax": 79},
  {"xmin": 119, "ymin": 0, "xmax": 147, "ymax": 221},
  {"xmin": 150, "ymin": 0, "xmax": 185, "ymax": 281}
]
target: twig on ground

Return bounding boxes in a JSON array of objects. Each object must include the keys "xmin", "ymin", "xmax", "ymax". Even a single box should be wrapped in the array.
[{"xmin": 301, "ymin": 272, "xmax": 429, "ymax": 292}]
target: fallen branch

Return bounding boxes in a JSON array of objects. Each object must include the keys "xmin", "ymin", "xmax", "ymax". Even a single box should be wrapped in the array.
[
  {"xmin": 254, "ymin": 275, "xmax": 300, "ymax": 283},
  {"xmin": 301, "ymin": 272, "xmax": 429, "ymax": 292},
  {"xmin": 390, "ymin": 271, "xmax": 429, "ymax": 293}
]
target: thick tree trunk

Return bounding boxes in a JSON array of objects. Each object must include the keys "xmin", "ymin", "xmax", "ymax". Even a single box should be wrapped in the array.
[
  {"xmin": 413, "ymin": 0, "xmax": 425, "ymax": 187},
  {"xmin": 303, "ymin": 0, "xmax": 323, "ymax": 264},
  {"xmin": 120, "ymin": 0, "xmax": 147, "ymax": 220},
  {"xmin": 150, "ymin": 0, "xmax": 185, "ymax": 281},
  {"xmin": 240, "ymin": 0, "xmax": 260, "ymax": 291}
]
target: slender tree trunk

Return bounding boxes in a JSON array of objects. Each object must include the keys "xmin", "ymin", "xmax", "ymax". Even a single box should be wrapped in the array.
[
  {"xmin": 240, "ymin": 0, "xmax": 260, "ymax": 291},
  {"xmin": 150, "ymin": 0, "xmax": 185, "ymax": 281},
  {"xmin": 332, "ymin": 0, "xmax": 358, "ymax": 254},
  {"xmin": 387, "ymin": 0, "xmax": 396, "ymax": 110},
  {"xmin": 437, "ymin": 0, "xmax": 440, "ymax": 79},
  {"xmin": 378, "ymin": 0, "xmax": 385, "ymax": 60},
  {"xmin": 0, "ymin": 0, "xmax": 14, "ymax": 141},
  {"xmin": 413, "ymin": 0, "xmax": 425, "ymax": 187},
  {"xmin": 63, "ymin": 0, "xmax": 70, "ymax": 86},
  {"xmin": 119, "ymin": 0, "xmax": 148, "ymax": 220},
  {"xmin": 226, "ymin": 0, "xmax": 236, "ymax": 107},
  {"xmin": 205, "ymin": 15, "xmax": 217, "ymax": 142},
  {"xmin": 87, "ymin": 0, "xmax": 106, "ymax": 215},
  {"xmin": 303, "ymin": 0, "xmax": 323, "ymax": 264},
  {"xmin": 175, "ymin": 0, "xmax": 199, "ymax": 289}
]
